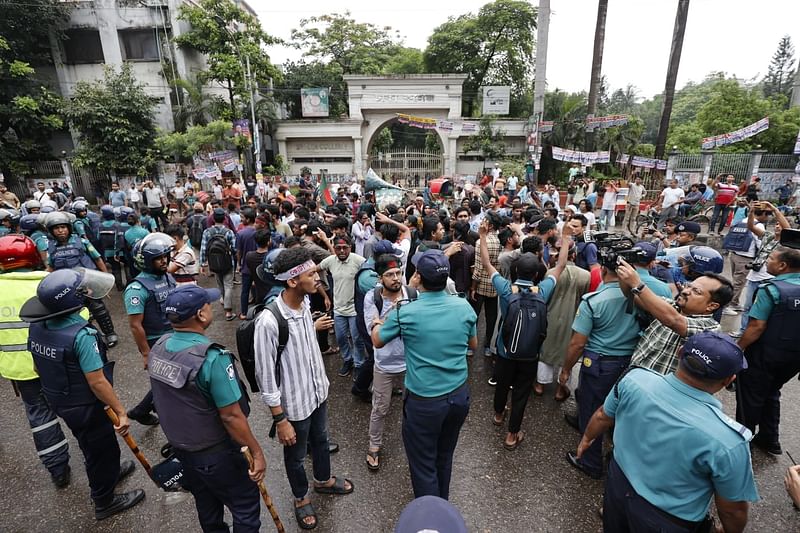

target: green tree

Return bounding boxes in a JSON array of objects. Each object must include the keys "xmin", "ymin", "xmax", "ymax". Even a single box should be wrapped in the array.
[
  {"xmin": 763, "ymin": 35, "xmax": 796, "ymax": 103},
  {"xmin": 174, "ymin": 0, "xmax": 280, "ymax": 118},
  {"xmin": 157, "ymin": 120, "xmax": 244, "ymax": 161},
  {"xmin": 372, "ymin": 128, "xmax": 394, "ymax": 154},
  {"xmin": 275, "ymin": 61, "xmax": 348, "ymax": 119},
  {"xmin": 0, "ymin": 0, "xmax": 70, "ymax": 175},
  {"xmin": 543, "ymin": 90, "xmax": 587, "ymax": 149},
  {"xmin": 462, "ymin": 116, "xmax": 506, "ymax": 163},
  {"xmin": 64, "ymin": 65, "xmax": 158, "ymax": 176},
  {"xmin": 384, "ymin": 47, "xmax": 425, "ymax": 75},
  {"xmin": 596, "ymin": 115, "xmax": 644, "ymax": 163},
  {"xmin": 291, "ymin": 12, "xmax": 403, "ymax": 75},
  {"xmin": 172, "ymin": 75, "xmax": 227, "ymax": 131},
  {"xmin": 424, "ymin": 0, "xmax": 537, "ymax": 116}
]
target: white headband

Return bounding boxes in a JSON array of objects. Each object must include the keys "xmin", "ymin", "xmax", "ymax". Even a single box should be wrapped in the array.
[{"xmin": 275, "ymin": 259, "xmax": 316, "ymax": 281}]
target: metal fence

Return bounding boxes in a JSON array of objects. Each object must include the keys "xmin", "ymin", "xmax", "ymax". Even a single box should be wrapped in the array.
[
  {"xmin": 367, "ymin": 148, "xmax": 444, "ymax": 187},
  {"xmin": 5, "ymin": 160, "xmax": 109, "ymax": 203},
  {"xmin": 670, "ymin": 153, "xmax": 703, "ymax": 170},
  {"xmin": 759, "ymin": 154, "xmax": 798, "ymax": 170},
  {"xmin": 709, "ymin": 153, "xmax": 752, "ymax": 180}
]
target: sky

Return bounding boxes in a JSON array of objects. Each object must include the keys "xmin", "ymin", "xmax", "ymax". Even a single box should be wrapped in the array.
[{"xmin": 250, "ymin": 0, "xmax": 800, "ymax": 101}]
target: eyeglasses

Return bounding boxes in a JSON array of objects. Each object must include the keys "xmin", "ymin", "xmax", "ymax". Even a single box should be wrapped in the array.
[
  {"xmin": 382, "ymin": 271, "xmax": 403, "ymax": 278},
  {"xmin": 334, "ymin": 245, "xmax": 350, "ymax": 250}
]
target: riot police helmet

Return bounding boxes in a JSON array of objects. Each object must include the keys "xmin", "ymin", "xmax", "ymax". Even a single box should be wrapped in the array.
[{"xmin": 132, "ymin": 232, "xmax": 176, "ymax": 273}]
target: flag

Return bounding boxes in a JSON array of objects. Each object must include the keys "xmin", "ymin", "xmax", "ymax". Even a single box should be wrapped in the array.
[{"xmin": 318, "ymin": 174, "xmax": 334, "ymax": 207}]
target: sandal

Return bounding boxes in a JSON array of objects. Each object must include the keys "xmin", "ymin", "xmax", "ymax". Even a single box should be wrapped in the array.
[
  {"xmin": 555, "ymin": 384, "xmax": 571, "ymax": 402},
  {"xmin": 366, "ymin": 449, "xmax": 381, "ymax": 472},
  {"xmin": 314, "ymin": 476, "xmax": 354, "ymax": 495},
  {"xmin": 503, "ymin": 431, "xmax": 525, "ymax": 451},
  {"xmin": 294, "ymin": 501, "xmax": 317, "ymax": 530},
  {"xmin": 322, "ymin": 347, "xmax": 340, "ymax": 356},
  {"xmin": 225, "ymin": 314, "xmax": 235, "ymax": 321},
  {"xmin": 492, "ymin": 410, "xmax": 506, "ymax": 427}
]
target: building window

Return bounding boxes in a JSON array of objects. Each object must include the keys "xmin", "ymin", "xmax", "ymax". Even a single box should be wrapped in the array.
[
  {"xmin": 62, "ymin": 29, "xmax": 104, "ymax": 64},
  {"xmin": 119, "ymin": 29, "xmax": 160, "ymax": 61}
]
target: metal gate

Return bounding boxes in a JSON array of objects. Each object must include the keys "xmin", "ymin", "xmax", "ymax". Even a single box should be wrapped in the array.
[{"xmin": 367, "ymin": 148, "xmax": 443, "ymax": 188}]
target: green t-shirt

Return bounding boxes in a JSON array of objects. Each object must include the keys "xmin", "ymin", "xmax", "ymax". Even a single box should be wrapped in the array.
[{"xmin": 164, "ymin": 331, "xmax": 241, "ymax": 408}]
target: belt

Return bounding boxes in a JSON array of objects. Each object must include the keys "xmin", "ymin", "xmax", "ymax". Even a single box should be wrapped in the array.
[
  {"xmin": 406, "ymin": 380, "xmax": 467, "ymax": 401},
  {"xmin": 585, "ymin": 350, "xmax": 632, "ymax": 361}
]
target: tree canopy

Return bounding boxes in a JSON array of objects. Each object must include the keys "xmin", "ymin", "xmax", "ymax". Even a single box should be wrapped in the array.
[{"xmin": 762, "ymin": 35, "xmax": 796, "ymax": 104}]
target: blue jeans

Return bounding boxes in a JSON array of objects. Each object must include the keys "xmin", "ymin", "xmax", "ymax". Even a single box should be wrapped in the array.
[
  {"xmin": 710, "ymin": 204, "xmax": 731, "ymax": 233},
  {"xmin": 576, "ymin": 354, "xmax": 631, "ymax": 476},
  {"xmin": 739, "ymin": 279, "xmax": 760, "ymax": 334},
  {"xmin": 239, "ymin": 272, "xmax": 252, "ymax": 316},
  {"xmin": 283, "ymin": 402, "xmax": 332, "ymax": 499},
  {"xmin": 16, "ymin": 378, "xmax": 70, "ymax": 477},
  {"xmin": 599, "ymin": 209, "xmax": 614, "ymax": 229},
  {"xmin": 334, "ymin": 314, "xmax": 366, "ymax": 368},
  {"xmin": 402, "ymin": 383, "xmax": 470, "ymax": 500},
  {"xmin": 174, "ymin": 442, "xmax": 261, "ymax": 532}
]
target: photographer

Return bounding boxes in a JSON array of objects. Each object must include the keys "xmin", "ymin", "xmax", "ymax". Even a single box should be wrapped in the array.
[
  {"xmin": 616, "ymin": 258, "xmax": 732, "ymax": 375},
  {"xmin": 567, "ymin": 215, "xmax": 600, "ymax": 272}
]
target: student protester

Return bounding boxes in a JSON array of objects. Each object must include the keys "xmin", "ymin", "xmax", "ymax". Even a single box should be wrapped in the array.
[{"xmin": 165, "ymin": 225, "xmax": 199, "ymax": 285}]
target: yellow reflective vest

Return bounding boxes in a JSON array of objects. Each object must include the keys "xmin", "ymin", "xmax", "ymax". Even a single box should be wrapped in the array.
[{"xmin": 0, "ymin": 271, "xmax": 48, "ymax": 381}]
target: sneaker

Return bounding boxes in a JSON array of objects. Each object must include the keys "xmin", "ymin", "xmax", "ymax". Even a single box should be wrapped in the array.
[
  {"xmin": 466, "ymin": 349, "xmax": 474, "ymax": 357},
  {"xmin": 337, "ymin": 361, "xmax": 353, "ymax": 377},
  {"xmin": 722, "ymin": 307, "xmax": 739, "ymax": 316},
  {"xmin": 487, "ymin": 376, "xmax": 497, "ymax": 386},
  {"xmin": 94, "ymin": 489, "xmax": 145, "ymax": 520},
  {"xmin": 728, "ymin": 331, "xmax": 743, "ymax": 339},
  {"xmin": 751, "ymin": 435, "xmax": 782, "ymax": 456},
  {"xmin": 51, "ymin": 465, "xmax": 71, "ymax": 489},
  {"xmin": 483, "ymin": 347, "xmax": 494, "ymax": 358}
]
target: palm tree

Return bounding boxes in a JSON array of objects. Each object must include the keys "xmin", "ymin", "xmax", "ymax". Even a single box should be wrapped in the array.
[
  {"xmin": 655, "ymin": 0, "xmax": 690, "ymax": 159},
  {"xmin": 585, "ymin": 0, "xmax": 608, "ymax": 150},
  {"xmin": 172, "ymin": 76, "xmax": 222, "ymax": 132}
]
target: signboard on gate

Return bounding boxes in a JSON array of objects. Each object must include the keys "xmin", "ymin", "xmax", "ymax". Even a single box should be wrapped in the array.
[
  {"xmin": 481, "ymin": 86, "xmax": 511, "ymax": 115},
  {"xmin": 301, "ymin": 88, "xmax": 330, "ymax": 118}
]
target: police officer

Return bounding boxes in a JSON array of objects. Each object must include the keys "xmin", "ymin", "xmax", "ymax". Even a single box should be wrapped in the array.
[
  {"xmin": 124, "ymin": 232, "xmax": 178, "ymax": 425},
  {"xmin": 124, "ymin": 211, "xmax": 148, "ymax": 278},
  {"xmin": 99, "ymin": 205, "xmax": 125, "ymax": 290},
  {"xmin": 0, "ymin": 208, "xmax": 13, "ymax": 236},
  {"xmin": 736, "ymin": 245, "xmax": 800, "ymax": 456},
  {"xmin": 578, "ymin": 332, "xmax": 758, "ymax": 532},
  {"xmin": 559, "ymin": 261, "xmax": 643, "ymax": 479},
  {"xmin": 149, "ymin": 285, "xmax": 264, "ymax": 531},
  {"xmin": 18, "ymin": 213, "xmax": 49, "ymax": 264},
  {"xmin": 20, "ymin": 268, "xmax": 145, "ymax": 520},
  {"xmin": 0, "ymin": 235, "xmax": 71, "ymax": 487},
  {"xmin": 43, "ymin": 211, "xmax": 119, "ymax": 347}
]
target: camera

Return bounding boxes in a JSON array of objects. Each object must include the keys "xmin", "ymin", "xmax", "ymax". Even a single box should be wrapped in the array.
[
  {"xmin": 780, "ymin": 228, "xmax": 800, "ymax": 250},
  {"xmin": 584, "ymin": 231, "xmax": 647, "ymax": 270}
]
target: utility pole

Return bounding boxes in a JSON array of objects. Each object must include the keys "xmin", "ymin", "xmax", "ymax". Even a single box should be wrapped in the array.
[
  {"xmin": 530, "ymin": 0, "xmax": 550, "ymax": 185},
  {"xmin": 655, "ymin": 0, "xmax": 690, "ymax": 159},
  {"xmin": 791, "ymin": 59, "xmax": 800, "ymax": 108},
  {"xmin": 585, "ymin": 0, "xmax": 608, "ymax": 151},
  {"xmin": 246, "ymin": 55, "xmax": 261, "ymax": 173}
]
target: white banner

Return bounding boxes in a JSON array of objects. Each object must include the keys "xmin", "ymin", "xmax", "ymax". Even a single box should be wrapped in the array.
[
  {"xmin": 551, "ymin": 147, "xmax": 610, "ymax": 165},
  {"xmin": 585, "ymin": 114, "xmax": 628, "ymax": 132},
  {"xmin": 701, "ymin": 117, "xmax": 769, "ymax": 149},
  {"xmin": 481, "ymin": 86, "xmax": 511, "ymax": 115}
]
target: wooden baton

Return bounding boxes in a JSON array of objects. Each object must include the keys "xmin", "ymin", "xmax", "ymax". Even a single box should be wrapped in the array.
[
  {"xmin": 105, "ymin": 406, "xmax": 152, "ymax": 477},
  {"xmin": 242, "ymin": 446, "xmax": 284, "ymax": 533}
]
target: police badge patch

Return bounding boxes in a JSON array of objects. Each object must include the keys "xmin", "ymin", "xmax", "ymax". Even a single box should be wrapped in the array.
[
  {"xmin": 226, "ymin": 364, "xmax": 235, "ymax": 380},
  {"xmin": 130, "ymin": 296, "xmax": 141, "ymax": 306}
]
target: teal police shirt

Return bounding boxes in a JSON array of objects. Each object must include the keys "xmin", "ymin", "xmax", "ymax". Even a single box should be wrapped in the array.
[
  {"xmin": 45, "ymin": 313, "xmax": 104, "ymax": 373},
  {"xmin": 125, "ymin": 225, "xmax": 149, "ymax": 249},
  {"xmin": 31, "ymin": 230, "xmax": 49, "ymax": 252},
  {"xmin": 164, "ymin": 331, "xmax": 241, "ymax": 408},
  {"xmin": 571, "ymin": 281, "xmax": 642, "ymax": 356},
  {"xmin": 492, "ymin": 272, "xmax": 556, "ymax": 359},
  {"xmin": 124, "ymin": 272, "xmax": 172, "ymax": 340},
  {"xmin": 636, "ymin": 267, "xmax": 673, "ymax": 300},
  {"xmin": 378, "ymin": 290, "xmax": 477, "ymax": 397},
  {"xmin": 604, "ymin": 368, "xmax": 758, "ymax": 521},
  {"xmin": 748, "ymin": 272, "xmax": 800, "ymax": 321}
]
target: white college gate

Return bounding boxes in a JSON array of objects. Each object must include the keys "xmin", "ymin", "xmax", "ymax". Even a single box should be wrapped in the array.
[{"xmin": 367, "ymin": 148, "xmax": 444, "ymax": 187}]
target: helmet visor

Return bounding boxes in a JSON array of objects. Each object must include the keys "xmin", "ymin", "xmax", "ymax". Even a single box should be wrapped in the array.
[{"xmin": 75, "ymin": 268, "xmax": 115, "ymax": 300}]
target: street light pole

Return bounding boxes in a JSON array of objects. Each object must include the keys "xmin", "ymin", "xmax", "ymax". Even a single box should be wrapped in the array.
[{"xmin": 246, "ymin": 54, "xmax": 261, "ymax": 173}]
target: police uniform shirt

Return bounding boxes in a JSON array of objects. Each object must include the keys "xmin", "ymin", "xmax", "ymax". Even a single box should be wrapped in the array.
[
  {"xmin": 604, "ymin": 368, "xmax": 758, "ymax": 521},
  {"xmin": 635, "ymin": 267, "xmax": 673, "ymax": 300},
  {"xmin": 31, "ymin": 231, "xmax": 49, "ymax": 253},
  {"xmin": 164, "ymin": 332, "xmax": 241, "ymax": 407},
  {"xmin": 492, "ymin": 272, "xmax": 556, "ymax": 358},
  {"xmin": 571, "ymin": 282, "xmax": 641, "ymax": 356},
  {"xmin": 47, "ymin": 235, "xmax": 101, "ymax": 269},
  {"xmin": 748, "ymin": 272, "xmax": 800, "ymax": 321},
  {"xmin": 124, "ymin": 272, "xmax": 169, "ymax": 341},
  {"xmin": 73, "ymin": 218, "xmax": 89, "ymax": 238},
  {"xmin": 125, "ymin": 225, "xmax": 149, "ymax": 249},
  {"xmin": 378, "ymin": 291, "xmax": 477, "ymax": 397},
  {"xmin": 45, "ymin": 314, "xmax": 104, "ymax": 373}
]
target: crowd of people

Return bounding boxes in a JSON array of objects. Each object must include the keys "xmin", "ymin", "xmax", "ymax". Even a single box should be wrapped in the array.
[{"xmin": 0, "ymin": 168, "xmax": 799, "ymax": 532}]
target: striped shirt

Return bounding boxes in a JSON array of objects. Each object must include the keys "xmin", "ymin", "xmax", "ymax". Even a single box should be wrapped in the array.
[{"xmin": 254, "ymin": 293, "xmax": 329, "ymax": 421}]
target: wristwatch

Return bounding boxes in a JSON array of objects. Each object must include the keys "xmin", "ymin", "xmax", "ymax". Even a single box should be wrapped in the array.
[{"xmin": 631, "ymin": 283, "xmax": 647, "ymax": 295}]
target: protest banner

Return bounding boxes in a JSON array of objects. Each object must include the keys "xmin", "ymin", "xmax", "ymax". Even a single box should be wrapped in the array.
[{"xmin": 701, "ymin": 117, "xmax": 769, "ymax": 149}]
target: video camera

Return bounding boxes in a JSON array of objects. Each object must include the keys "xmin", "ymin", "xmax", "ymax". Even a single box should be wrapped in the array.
[
  {"xmin": 583, "ymin": 231, "xmax": 647, "ymax": 270},
  {"xmin": 750, "ymin": 228, "xmax": 800, "ymax": 271}
]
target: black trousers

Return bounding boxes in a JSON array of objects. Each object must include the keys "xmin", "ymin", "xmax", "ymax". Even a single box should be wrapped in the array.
[
  {"xmin": 57, "ymin": 402, "xmax": 121, "ymax": 507},
  {"xmin": 471, "ymin": 293, "xmax": 498, "ymax": 349},
  {"xmin": 493, "ymin": 357, "xmax": 538, "ymax": 433}
]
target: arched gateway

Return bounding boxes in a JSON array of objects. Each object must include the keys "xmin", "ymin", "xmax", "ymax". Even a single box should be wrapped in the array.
[{"xmin": 275, "ymin": 75, "xmax": 528, "ymax": 181}]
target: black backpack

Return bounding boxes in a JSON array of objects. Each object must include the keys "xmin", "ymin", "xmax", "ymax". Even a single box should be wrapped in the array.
[
  {"xmin": 187, "ymin": 214, "xmax": 205, "ymax": 249},
  {"xmin": 500, "ymin": 286, "xmax": 548, "ymax": 361},
  {"xmin": 373, "ymin": 285, "xmax": 418, "ymax": 314},
  {"xmin": 99, "ymin": 222, "xmax": 119, "ymax": 255},
  {"xmin": 206, "ymin": 228, "xmax": 233, "ymax": 274},
  {"xmin": 235, "ymin": 298, "xmax": 288, "ymax": 393}
]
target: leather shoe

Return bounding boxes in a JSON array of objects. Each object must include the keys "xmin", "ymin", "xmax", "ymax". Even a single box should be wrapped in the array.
[
  {"xmin": 751, "ymin": 434, "xmax": 782, "ymax": 456},
  {"xmin": 51, "ymin": 465, "xmax": 71, "ymax": 489},
  {"xmin": 128, "ymin": 410, "xmax": 159, "ymax": 426},
  {"xmin": 565, "ymin": 451, "xmax": 602, "ymax": 480},
  {"xmin": 306, "ymin": 440, "xmax": 340, "ymax": 455},
  {"xmin": 116, "ymin": 460, "xmax": 135, "ymax": 487},
  {"xmin": 564, "ymin": 413, "xmax": 580, "ymax": 432},
  {"xmin": 95, "ymin": 489, "xmax": 146, "ymax": 520}
]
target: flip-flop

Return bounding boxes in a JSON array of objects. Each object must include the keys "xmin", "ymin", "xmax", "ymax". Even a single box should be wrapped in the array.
[
  {"xmin": 314, "ymin": 476, "xmax": 354, "ymax": 495},
  {"xmin": 225, "ymin": 314, "xmax": 235, "ymax": 321},
  {"xmin": 366, "ymin": 450, "xmax": 381, "ymax": 472},
  {"xmin": 294, "ymin": 501, "xmax": 317, "ymax": 530},
  {"xmin": 492, "ymin": 409, "xmax": 507, "ymax": 427},
  {"xmin": 503, "ymin": 431, "xmax": 525, "ymax": 451}
]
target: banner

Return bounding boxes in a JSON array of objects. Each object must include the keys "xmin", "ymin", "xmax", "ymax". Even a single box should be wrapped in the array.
[
  {"xmin": 437, "ymin": 120, "xmax": 454, "ymax": 131},
  {"xmin": 794, "ymin": 129, "xmax": 800, "ymax": 155},
  {"xmin": 397, "ymin": 113, "xmax": 437, "ymax": 129},
  {"xmin": 551, "ymin": 147, "xmax": 610, "ymax": 165},
  {"xmin": 366, "ymin": 168, "xmax": 405, "ymax": 210},
  {"xmin": 627, "ymin": 155, "xmax": 668, "ymax": 169},
  {"xmin": 701, "ymin": 117, "xmax": 769, "ymax": 149},
  {"xmin": 538, "ymin": 121, "xmax": 554, "ymax": 133},
  {"xmin": 481, "ymin": 86, "xmax": 511, "ymax": 115},
  {"xmin": 585, "ymin": 114, "xmax": 628, "ymax": 132},
  {"xmin": 233, "ymin": 119, "xmax": 250, "ymax": 140},
  {"xmin": 208, "ymin": 149, "xmax": 238, "ymax": 161},
  {"xmin": 301, "ymin": 87, "xmax": 329, "ymax": 118},
  {"xmin": 461, "ymin": 122, "xmax": 478, "ymax": 133}
]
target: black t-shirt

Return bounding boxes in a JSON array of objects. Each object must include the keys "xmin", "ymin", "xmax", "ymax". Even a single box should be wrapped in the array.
[{"xmin": 245, "ymin": 250, "xmax": 270, "ymax": 304}]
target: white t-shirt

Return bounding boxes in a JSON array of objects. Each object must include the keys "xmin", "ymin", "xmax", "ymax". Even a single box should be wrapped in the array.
[
  {"xmin": 582, "ymin": 211, "xmax": 596, "ymax": 229},
  {"xmin": 661, "ymin": 187, "xmax": 685, "ymax": 209},
  {"xmin": 129, "ymin": 187, "xmax": 141, "ymax": 202},
  {"xmin": 172, "ymin": 185, "xmax": 185, "ymax": 199},
  {"xmin": 601, "ymin": 190, "xmax": 616, "ymax": 210},
  {"xmin": 507, "ymin": 175, "xmax": 518, "ymax": 191},
  {"xmin": 213, "ymin": 184, "xmax": 223, "ymax": 200},
  {"xmin": 144, "ymin": 187, "xmax": 164, "ymax": 208}
]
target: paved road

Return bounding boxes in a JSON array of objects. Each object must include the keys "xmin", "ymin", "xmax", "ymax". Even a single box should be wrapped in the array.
[{"xmin": 1, "ymin": 273, "xmax": 799, "ymax": 532}]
